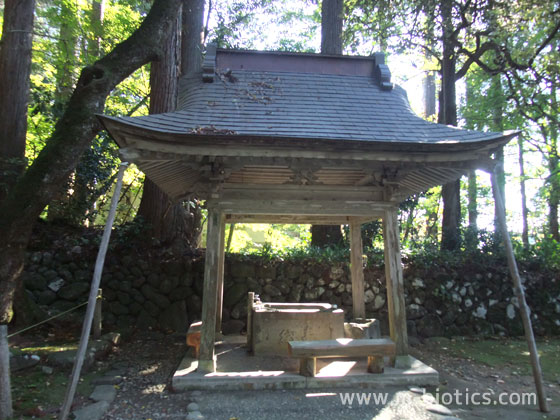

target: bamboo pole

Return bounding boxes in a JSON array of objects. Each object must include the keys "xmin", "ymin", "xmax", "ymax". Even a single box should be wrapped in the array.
[
  {"xmin": 490, "ymin": 169, "xmax": 549, "ymax": 413},
  {"xmin": 59, "ymin": 163, "xmax": 128, "ymax": 420}
]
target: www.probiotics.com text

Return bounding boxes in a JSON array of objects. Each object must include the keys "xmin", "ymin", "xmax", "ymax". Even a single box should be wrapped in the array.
[{"xmin": 338, "ymin": 388, "xmax": 537, "ymax": 407}]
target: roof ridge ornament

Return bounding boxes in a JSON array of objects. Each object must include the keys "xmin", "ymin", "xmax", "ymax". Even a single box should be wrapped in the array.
[
  {"xmin": 373, "ymin": 52, "xmax": 393, "ymax": 91},
  {"xmin": 203, "ymin": 43, "xmax": 217, "ymax": 83}
]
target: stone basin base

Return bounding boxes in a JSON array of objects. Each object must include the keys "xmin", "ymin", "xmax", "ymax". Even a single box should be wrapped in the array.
[{"xmin": 249, "ymin": 302, "xmax": 344, "ymax": 356}]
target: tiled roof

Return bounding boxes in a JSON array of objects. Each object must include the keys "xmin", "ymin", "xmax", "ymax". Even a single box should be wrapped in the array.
[{"xmin": 101, "ymin": 68, "xmax": 507, "ymax": 145}]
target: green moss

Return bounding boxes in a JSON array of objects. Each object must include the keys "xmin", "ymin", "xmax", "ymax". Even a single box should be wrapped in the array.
[
  {"xmin": 12, "ymin": 366, "xmax": 98, "ymax": 419},
  {"xmin": 442, "ymin": 337, "xmax": 560, "ymax": 381},
  {"xmin": 10, "ymin": 341, "xmax": 100, "ymax": 419}
]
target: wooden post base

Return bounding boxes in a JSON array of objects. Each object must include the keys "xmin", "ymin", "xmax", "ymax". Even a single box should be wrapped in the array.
[
  {"xmin": 197, "ymin": 358, "xmax": 216, "ymax": 373},
  {"xmin": 299, "ymin": 357, "xmax": 316, "ymax": 377},
  {"xmin": 367, "ymin": 356, "xmax": 384, "ymax": 373}
]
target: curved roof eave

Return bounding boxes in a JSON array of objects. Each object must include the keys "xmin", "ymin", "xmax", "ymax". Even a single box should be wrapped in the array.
[{"xmin": 98, "ymin": 113, "xmax": 517, "ymax": 157}]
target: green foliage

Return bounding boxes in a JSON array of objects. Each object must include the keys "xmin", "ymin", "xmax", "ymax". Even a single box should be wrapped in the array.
[
  {"xmin": 225, "ymin": 223, "xmax": 311, "ymax": 253},
  {"xmin": 209, "ymin": 0, "xmax": 319, "ymax": 51},
  {"xmin": 14, "ymin": 0, "xmax": 560, "ymax": 258},
  {"xmin": 26, "ymin": 0, "xmax": 151, "ymax": 227},
  {"xmin": 514, "ymin": 237, "xmax": 560, "ymax": 272}
]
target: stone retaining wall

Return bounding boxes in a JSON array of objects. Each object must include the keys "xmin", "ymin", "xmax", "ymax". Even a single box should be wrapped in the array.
[{"xmin": 22, "ymin": 247, "xmax": 560, "ymax": 337}]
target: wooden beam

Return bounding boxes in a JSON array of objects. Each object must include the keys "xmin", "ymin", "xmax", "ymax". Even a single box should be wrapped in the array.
[
  {"xmin": 59, "ymin": 163, "xmax": 128, "ymax": 420},
  {"xmin": 490, "ymin": 171, "xmax": 549, "ymax": 412},
  {"xmin": 191, "ymin": 184, "xmax": 386, "ymax": 203},
  {"xmin": 225, "ymin": 214, "xmax": 377, "ymax": 225},
  {"xmin": 122, "ymin": 146, "xmax": 495, "ymax": 174},
  {"xmin": 209, "ymin": 199, "xmax": 393, "ymax": 217},
  {"xmin": 124, "ymin": 135, "xmax": 496, "ymax": 163},
  {"xmin": 350, "ymin": 219, "xmax": 366, "ymax": 319},
  {"xmin": 288, "ymin": 338, "xmax": 396, "ymax": 358},
  {"xmin": 198, "ymin": 207, "xmax": 224, "ymax": 373},
  {"xmin": 215, "ymin": 216, "xmax": 226, "ymax": 335},
  {"xmin": 382, "ymin": 208, "xmax": 408, "ymax": 356}
]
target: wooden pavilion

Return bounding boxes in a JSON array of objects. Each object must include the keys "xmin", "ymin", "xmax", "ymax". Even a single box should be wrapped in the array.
[{"xmin": 99, "ymin": 45, "xmax": 515, "ymax": 373}]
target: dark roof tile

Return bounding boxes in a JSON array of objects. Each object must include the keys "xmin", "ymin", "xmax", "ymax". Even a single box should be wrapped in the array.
[{"xmin": 103, "ymin": 69, "xmax": 509, "ymax": 145}]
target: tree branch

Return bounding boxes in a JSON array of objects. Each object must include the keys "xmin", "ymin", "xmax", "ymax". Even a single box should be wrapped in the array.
[{"xmin": 0, "ymin": 0, "xmax": 182, "ymax": 324}]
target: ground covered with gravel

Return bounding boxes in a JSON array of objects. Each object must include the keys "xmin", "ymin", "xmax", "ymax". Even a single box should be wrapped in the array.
[{"xmin": 73, "ymin": 331, "xmax": 558, "ymax": 420}]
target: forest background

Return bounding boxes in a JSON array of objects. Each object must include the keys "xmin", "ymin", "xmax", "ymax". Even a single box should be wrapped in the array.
[
  {"xmin": 0, "ymin": 1, "xmax": 559, "ymax": 418},
  {"xmin": 0, "ymin": 0, "xmax": 559, "ymax": 305},
  {"xmin": 2, "ymin": 0, "xmax": 559, "ymax": 258}
]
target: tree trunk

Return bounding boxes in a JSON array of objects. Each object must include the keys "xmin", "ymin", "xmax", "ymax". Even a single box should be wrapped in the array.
[
  {"xmin": 321, "ymin": 0, "xmax": 343, "ymax": 55},
  {"xmin": 310, "ymin": 225, "xmax": 343, "ymax": 247},
  {"xmin": 548, "ymin": 134, "xmax": 559, "ymax": 242},
  {"xmin": 0, "ymin": 0, "xmax": 36, "ymax": 205},
  {"xmin": 136, "ymin": 0, "xmax": 204, "ymax": 250},
  {"xmin": 440, "ymin": 0, "xmax": 461, "ymax": 250},
  {"xmin": 490, "ymin": 76, "xmax": 506, "ymax": 234},
  {"xmin": 548, "ymin": 79, "xmax": 560, "ymax": 241},
  {"xmin": 0, "ymin": 0, "xmax": 183, "ymax": 325},
  {"xmin": 181, "ymin": 0, "xmax": 205, "ymax": 75},
  {"xmin": 441, "ymin": 179, "xmax": 461, "ymax": 250},
  {"xmin": 311, "ymin": 0, "xmax": 345, "ymax": 247},
  {"xmin": 464, "ymin": 75, "xmax": 477, "ymax": 237},
  {"xmin": 55, "ymin": 2, "xmax": 78, "ymax": 103},
  {"xmin": 423, "ymin": 18, "xmax": 436, "ymax": 120},
  {"xmin": 0, "ymin": 4, "xmax": 35, "ymax": 415},
  {"xmin": 423, "ymin": 70, "xmax": 436, "ymax": 119},
  {"xmin": 467, "ymin": 171, "xmax": 477, "ymax": 229},
  {"xmin": 518, "ymin": 136, "xmax": 529, "ymax": 247},
  {"xmin": 88, "ymin": 0, "xmax": 105, "ymax": 61},
  {"xmin": 11, "ymin": 281, "xmax": 46, "ymax": 329},
  {"xmin": 0, "ymin": 3, "xmax": 180, "ymax": 418},
  {"xmin": 47, "ymin": 1, "xmax": 81, "ymax": 222}
]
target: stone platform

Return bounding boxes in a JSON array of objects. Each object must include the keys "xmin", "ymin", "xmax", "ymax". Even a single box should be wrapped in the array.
[{"xmin": 172, "ymin": 335, "xmax": 438, "ymax": 391}]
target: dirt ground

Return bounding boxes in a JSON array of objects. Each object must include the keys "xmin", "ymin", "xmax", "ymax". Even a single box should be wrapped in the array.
[
  {"xmin": 411, "ymin": 339, "xmax": 560, "ymax": 420},
  {"xmin": 100, "ymin": 332, "xmax": 560, "ymax": 420},
  {"xmin": 10, "ymin": 329, "xmax": 560, "ymax": 419}
]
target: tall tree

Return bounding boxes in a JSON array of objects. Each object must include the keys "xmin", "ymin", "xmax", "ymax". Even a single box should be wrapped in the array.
[
  {"xmin": 0, "ymin": 0, "xmax": 36, "ymax": 205},
  {"xmin": 490, "ymin": 75, "xmax": 506, "ymax": 234},
  {"xmin": 438, "ymin": 0, "xmax": 461, "ymax": 250},
  {"xmin": 464, "ymin": 76, "xmax": 478, "ymax": 233},
  {"xmin": 396, "ymin": 0, "xmax": 560, "ymax": 249},
  {"xmin": 311, "ymin": 0, "xmax": 345, "ymax": 247},
  {"xmin": 518, "ymin": 135, "xmax": 530, "ymax": 247},
  {"xmin": 321, "ymin": 0, "xmax": 343, "ymax": 54},
  {"xmin": 0, "ymin": 2, "xmax": 181, "ymax": 416},
  {"xmin": 0, "ymin": 3, "xmax": 35, "ymax": 416},
  {"xmin": 136, "ymin": 0, "xmax": 205, "ymax": 251},
  {"xmin": 182, "ymin": 0, "xmax": 205, "ymax": 75},
  {"xmin": 46, "ymin": 0, "xmax": 81, "ymax": 222},
  {"xmin": 88, "ymin": 0, "xmax": 105, "ymax": 61}
]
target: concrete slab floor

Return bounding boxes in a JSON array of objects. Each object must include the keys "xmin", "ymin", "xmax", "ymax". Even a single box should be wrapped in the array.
[{"xmin": 172, "ymin": 335, "xmax": 439, "ymax": 391}]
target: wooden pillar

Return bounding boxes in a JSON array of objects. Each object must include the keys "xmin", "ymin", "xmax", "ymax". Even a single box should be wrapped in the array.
[
  {"xmin": 383, "ymin": 208, "xmax": 408, "ymax": 355},
  {"xmin": 198, "ymin": 207, "xmax": 224, "ymax": 373},
  {"xmin": 215, "ymin": 217, "xmax": 226, "ymax": 335},
  {"xmin": 349, "ymin": 219, "xmax": 366, "ymax": 319},
  {"xmin": 491, "ymin": 171, "xmax": 548, "ymax": 412}
]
